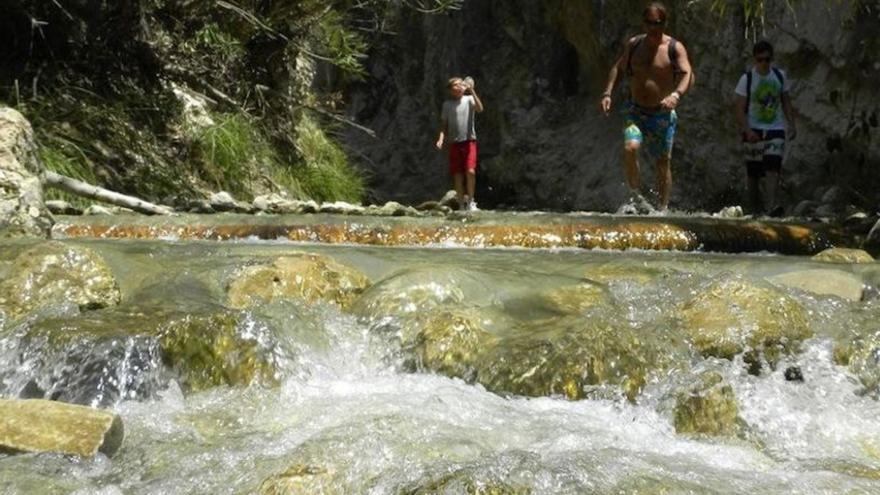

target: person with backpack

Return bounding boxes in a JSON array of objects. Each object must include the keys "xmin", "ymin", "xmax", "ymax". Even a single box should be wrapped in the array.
[
  {"xmin": 734, "ymin": 40, "xmax": 798, "ymax": 216},
  {"xmin": 600, "ymin": 1, "xmax": 693, "ymax": 213}
]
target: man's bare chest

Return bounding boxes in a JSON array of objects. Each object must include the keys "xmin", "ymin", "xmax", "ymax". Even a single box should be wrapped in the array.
[{"xmin": 631, "ymin": 44, "xmax": 672, "ymax": 76}]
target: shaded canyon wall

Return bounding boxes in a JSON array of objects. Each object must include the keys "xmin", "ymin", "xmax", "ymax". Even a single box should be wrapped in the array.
[{"xmin": 342, "ymin": 0, "xmax": 880, "ymax": 213}]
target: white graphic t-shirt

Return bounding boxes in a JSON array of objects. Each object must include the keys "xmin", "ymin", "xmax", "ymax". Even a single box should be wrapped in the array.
[{"xmin": 734, "ymin": 67, "xmax": 791, "ymax": 131}]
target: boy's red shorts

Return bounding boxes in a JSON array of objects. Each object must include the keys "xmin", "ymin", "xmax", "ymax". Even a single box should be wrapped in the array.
[{"xmin": 448, "ymin": 140, "xmax": 478, "ymax": 175}]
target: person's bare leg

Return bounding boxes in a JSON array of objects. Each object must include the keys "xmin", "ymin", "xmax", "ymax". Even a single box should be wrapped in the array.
[
  {"xmin": 765, "ymin": 170, "xmax": 780, "ymax": 213},
  {"xmin": 623, "ymin": 141, "xmax": 641, "ymax": 193},
  {"xmin": 655, "ymin": 157, "xmax": 672, "ymax": 210},
  {"xmin": 747, "ymin": 174, "xmax": 762, "ymax": 214},
  {"xmin": 453, "ymin": 173, "xmax": 465, "ymax": 206},
  {"xmin": 466, "ymin": 171, "xmax": 476, "ymax": 201}
]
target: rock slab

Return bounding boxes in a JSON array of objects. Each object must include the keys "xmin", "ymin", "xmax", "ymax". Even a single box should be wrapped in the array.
[{"xmin": 0, "ymin": 398, "xmax": 123, "ymax": 457}]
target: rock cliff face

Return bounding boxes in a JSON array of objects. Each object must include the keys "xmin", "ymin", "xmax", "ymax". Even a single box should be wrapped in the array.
[
  {"xmin": 0, "ymin": 108, "xmax": 52, "ymax": 237},
  {"xmin": 344, "ymin": 0, "xmax": 880, "ymax": 213}
]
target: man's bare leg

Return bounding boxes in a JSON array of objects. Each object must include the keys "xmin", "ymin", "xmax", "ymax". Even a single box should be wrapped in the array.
[
  {"xmin": 623, "ymin": 141, "xmax": 641, "ymax": 193},
  {"xmin": 466, "ymin": 170, "xmax": 476, "ymax": 202},
  {"xmin": 655, "ymin": 156, "xmax": 672, "ymax": 210}
]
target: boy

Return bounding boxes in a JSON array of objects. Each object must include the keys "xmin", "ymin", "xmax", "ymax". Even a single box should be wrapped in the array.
[
  {"xmin": 436, "ymin": 76, "xmax": 484, "ymax": 211},
  {"xmin": 734, "ymin": 40, "xmax": 798, "ymax": 216}
]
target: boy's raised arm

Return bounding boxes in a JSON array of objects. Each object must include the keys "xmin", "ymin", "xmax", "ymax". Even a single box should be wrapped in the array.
[{"xmin": 436, "ymin": 117, "xmax": 447, "ymax": 150}]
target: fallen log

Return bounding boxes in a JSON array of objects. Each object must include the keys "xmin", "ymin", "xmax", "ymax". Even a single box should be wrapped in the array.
[{"xmin": 42, "ymin": 171, "xmax": 172, "ymax": 216}]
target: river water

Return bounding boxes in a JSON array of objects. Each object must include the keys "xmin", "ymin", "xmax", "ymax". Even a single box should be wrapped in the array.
[{"xmin": 1, "ymin": 231, "xmax": 879, "ymax": 494}]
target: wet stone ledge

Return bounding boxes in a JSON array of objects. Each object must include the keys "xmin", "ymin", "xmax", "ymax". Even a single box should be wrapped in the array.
[{"xmin": 50, "ymin": 212, "xmax": 850, "ymax": 255}]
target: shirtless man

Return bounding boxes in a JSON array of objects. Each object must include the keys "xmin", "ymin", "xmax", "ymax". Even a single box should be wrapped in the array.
[{"xmin": 599, "ymin": 2, "xmax": 693, "ymax": 212}]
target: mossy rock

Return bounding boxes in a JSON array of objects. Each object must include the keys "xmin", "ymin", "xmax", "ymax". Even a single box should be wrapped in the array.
[
  {"xmin": 679, "ymin": 278, "xmax": 811, "ymax": 366},
  {"xmin": 673, "ymin": 371, "xmax": 740, "ymax": 437},
  {"xmin": 259, "ymin": 464, "xmax": 340, "ymax": 495},
  {"xmin": 351, "ymin": 267, "xmax": 490, "ymax": 320},
  {"xmin": 158, "ymin": 310, "xmax": 281, "ymax": 391},
  {"xmin": 833, "ymin": 329, "xmax": 880, "ymax": 395},
  {"xmin": 226, "ymin": 253, "xmax": 370, "ymax": 310},
  {"xmin": 0, "ymin": 241, "xmax": 120, "ymax": 320},
  {"xmin": 15, "ymin": 307, "xmax": 281, "ymax": 400},
  {"xmin": 812, "ymin": 248, "xmax": 875, "ymax": 264},
  {"xmin": 400, "ymin": 310, "xmax": 498, "ymax": 382},
  {"xmin": 477, "ymin": 316, "xmax": 689, "ymax": 401}
]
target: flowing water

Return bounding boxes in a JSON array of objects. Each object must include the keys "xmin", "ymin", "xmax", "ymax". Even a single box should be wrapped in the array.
[{"xmin": 1, "ymin": 229, "xmax": 880, "ymax": 494}]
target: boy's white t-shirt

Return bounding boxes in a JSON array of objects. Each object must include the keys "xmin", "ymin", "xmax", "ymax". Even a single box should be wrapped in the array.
[
  {"xmin": 734, "ymin": 67, "xmax": 791, "ymax": 131},
  {"xmin": 441, "ymin": 95, "xmax": 477, "ymax": 143}
]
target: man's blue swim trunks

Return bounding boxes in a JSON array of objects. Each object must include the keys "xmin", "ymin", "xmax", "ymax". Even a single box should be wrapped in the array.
[{"xmin": 623, "ymin": 102, "xmax": 677, "ymax": 159}]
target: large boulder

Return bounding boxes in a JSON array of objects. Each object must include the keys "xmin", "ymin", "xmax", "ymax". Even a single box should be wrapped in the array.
[
  {"xmin": 0, "ymin": 107, "xmax": 52, "ymax": 238},
  {"xmin": 4, "ymin": 307, "xmax": 283, "ymax": 404},
  {"xmin": 0, "ymin": 398, "xmax": 123, "ymax": 457},
  {"xmin": 679, "ymin": 278, "xmax": 812, "ymax": 368},
  {"xmin": 0, "ymin": 241, "xmax": 121, "ymax": 321},
  {"xmin": 226, "ymin": 253, "xmax": 370, "ymax": 310},
  {"xmin": 477, "ymin": 315, "xmax": 689, "ymax": 402}
]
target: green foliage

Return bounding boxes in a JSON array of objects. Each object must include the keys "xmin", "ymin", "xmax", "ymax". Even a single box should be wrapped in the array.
[
  {"xmin": 295, "ymin": 114, "xmax": 366, "ymax": 203},
  {"xmin": 193, "ymin": 23, "xmax": 244, "ymax": 62},
  {"xmin": 311, "ymin": 10, "xmax": 369, "ymax": 77},
  {"xmin": 190, "ymin": 113, "xmax": 272, "ymax": 198}
]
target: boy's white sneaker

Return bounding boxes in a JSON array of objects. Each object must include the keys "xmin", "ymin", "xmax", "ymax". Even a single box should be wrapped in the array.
[{"xmin": 467, "ymin": 200, "xmax": 478, "ymax": 211}]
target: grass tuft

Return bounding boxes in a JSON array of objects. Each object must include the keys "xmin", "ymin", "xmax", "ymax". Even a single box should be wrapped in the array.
[{"xmin": 295, "ymin": 114, "xmax": 365, "ymax": 203}]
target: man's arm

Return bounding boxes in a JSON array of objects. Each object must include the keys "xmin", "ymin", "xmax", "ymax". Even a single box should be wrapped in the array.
[
  {"xmin": 661, "ymin": 42, "xmax": 692, "ymax": 110},
  {"xmin": 599, "ymin": 43, "xmax": 628, "ymax": 116},
  {"xmin": 734, "ymin": 94, "xmax": 759, "ymax": 143},
  {"xmin": 782, "ymin": 91, "xmax": 797, "ymax": 140}
]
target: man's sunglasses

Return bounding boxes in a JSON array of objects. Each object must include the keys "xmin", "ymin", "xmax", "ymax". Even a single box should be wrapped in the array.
[
  {"xmin": 755, "ymin": 56, "xmax": 772, "ymax": 62},
  {"xmin": 643, "ymin": 18, "xmax": 665, "ymax": 26}
]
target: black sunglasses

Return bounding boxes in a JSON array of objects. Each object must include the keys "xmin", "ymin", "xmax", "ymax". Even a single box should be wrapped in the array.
[{"xmin": 643, "ymin": 18, "xmax": 665, "ymax": 26}]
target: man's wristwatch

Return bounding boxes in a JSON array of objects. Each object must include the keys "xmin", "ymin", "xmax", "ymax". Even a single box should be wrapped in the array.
[
  {"xmin": 670, "ymin": 91, "xmax": 682, "ymax": 100},
  {"xmin": 601, "ymin": 92, "xmax": 611, "ymax": 98}
]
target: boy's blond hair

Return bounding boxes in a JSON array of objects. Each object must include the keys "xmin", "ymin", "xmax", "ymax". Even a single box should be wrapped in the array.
[{"xmin": 446, "ymin": 77, "xmax": 463, "ymax": 89}]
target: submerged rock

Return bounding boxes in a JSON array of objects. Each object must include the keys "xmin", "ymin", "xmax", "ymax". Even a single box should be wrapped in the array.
[
  {"xmin": 673, "ymin": 371, "xmax": 740, "ymax": 437},
  {"xmin": 352, "ymin": 267, "xmax": 490, "ymax": 319},
  {"xmin": 401, "ymin": 310, "xmax": 498, "ymax": 382},
  {"xmin": 405, "ymin": 469, "xmax": 531, "ymax": 494},
  {"xmin": 259, "ymin": 464, "xmax": 338, "ymax": 495},
  {"xmin": 478, "ymin": 316, "xmax": 688, "ymax": 401},
  {"xmin": 679, "ymin": 278, "xmax": 811, "ymax": 367},
  {"xmin": 226, "ymin": 253, "xmax": 370, "ymax": 310},
  {"xmin": 536, "ymin": 282, "xmax": 610, "ymax": 315},
  {"xmin": 0, "ymin": 107, "xmax": 53, "ymax": 238},
  {"xmin": 833, "ymin": 329, "xmax": 880, "ymax": 395},
  {"xmin": 768, "ymin": 269, "xmax": 864, "ymax": 301},
  {"xmin": 0, "ymin": 241, "xmax": 120, "ymax": 321},
  {"xmin": 812, "ymin": 248, "xmax": 875, "ymax": 264},
  {"xmin": 0, "ymin": 398, "xmax": 123, "ymax": 457}
]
